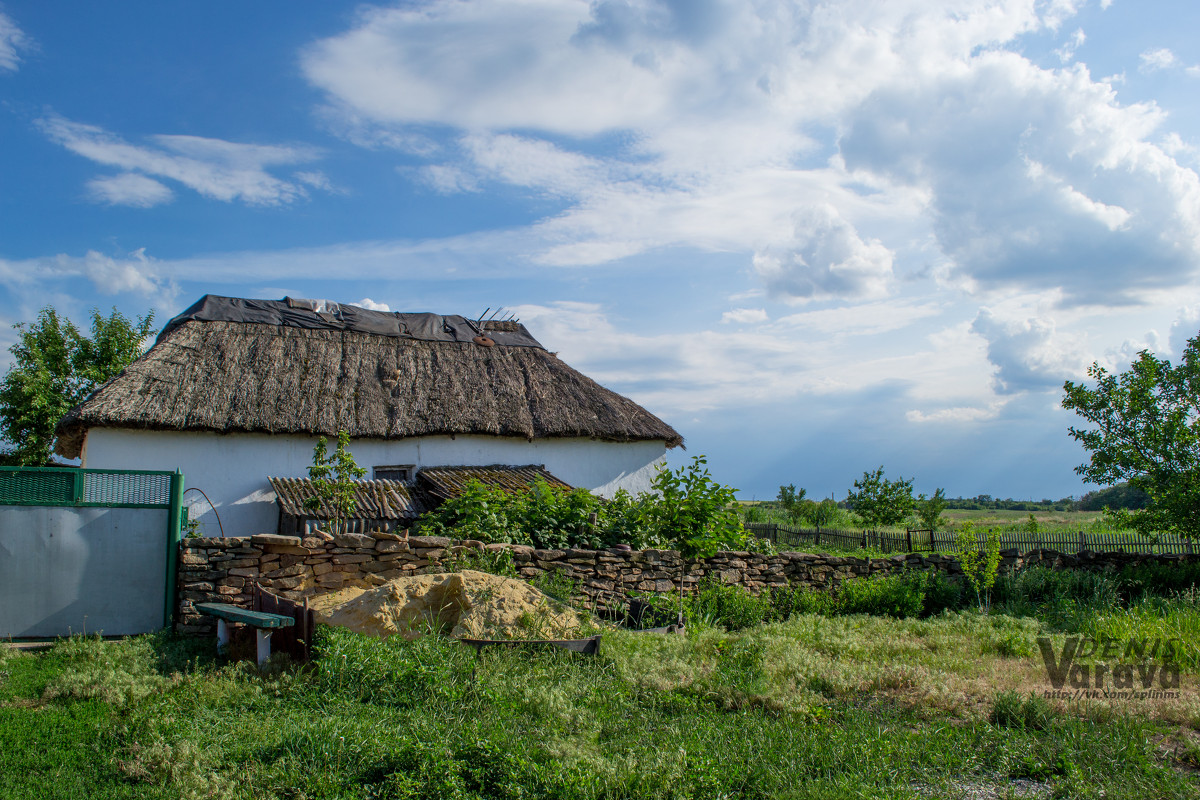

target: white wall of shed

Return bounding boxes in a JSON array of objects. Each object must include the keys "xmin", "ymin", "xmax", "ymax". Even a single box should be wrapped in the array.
[{"xmin": 82, "ymin": 429, "xmax": 667, "ymax": 537}]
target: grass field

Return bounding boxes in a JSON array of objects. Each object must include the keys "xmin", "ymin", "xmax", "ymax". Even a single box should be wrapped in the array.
[
  {"xmin": 741, "ymin": 503, "xmax": 1116, "ymax": 534},
  {"xmin": 943, "ymin": 509, "xmax": 1105, "ymax": 526},
  {"xmin": 3, "ymin": 584, "xmax": 1199, "ymax": 799}
]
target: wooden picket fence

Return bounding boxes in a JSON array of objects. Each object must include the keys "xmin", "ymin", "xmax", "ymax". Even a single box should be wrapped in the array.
[{"xmin": 745, "ymin": 523, "xmax": 1198, "ymax": 556}]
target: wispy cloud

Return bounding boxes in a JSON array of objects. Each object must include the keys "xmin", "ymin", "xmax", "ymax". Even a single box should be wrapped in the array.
[
  {"xmin": 1139, "ymin": 47, "xmax": 1177, "ymax": 73},
  {"xmin": 0, "ymin": 248, "xmax": 177, "ymax": 309},
  {"xmin": 1054, "ymin": 28, "xmax": 1085, "ymax": 64},
  {"xmin": 1138, "ymin": 47, "xmax": 1200, "ymax": 78},
  {"xmin": 87, "ymin": 173, "xmax": 174, "ymax": 208},
  {"xmin": 0, "ymin": 11, "xmax": 30, "ymax": 72},
  {"xmin": 720, "ymin": 308, "xmax": 768, "ymax": 325},
  {"xmin": 37, "ymin": 114, "xmax": 327, "ymax": 207}
]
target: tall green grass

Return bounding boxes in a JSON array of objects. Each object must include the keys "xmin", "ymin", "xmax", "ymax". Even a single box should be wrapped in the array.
[
  {"xmin": 3, "ymin": 560, "xmax": 1200, "ymax": 798},
  {"xmin": 993, "ymin": 564, "xmax": 1200, "ymax": 669},
  {"xmin": 632, "ymin": 571, "xmax": 966, "ymax": 633},
  {"xmin": 6, "ymin": 624, "xmax": 1196, "ymax": 799}
]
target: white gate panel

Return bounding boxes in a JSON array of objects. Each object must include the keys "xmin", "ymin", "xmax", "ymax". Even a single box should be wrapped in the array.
[{"xmin": 0, "ymin": 506, "xmax": 168, "ymax": 637}]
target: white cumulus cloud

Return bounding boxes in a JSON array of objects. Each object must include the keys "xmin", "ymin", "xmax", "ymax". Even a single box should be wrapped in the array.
[
  {"xmin": 970, "ymin": 308, "xmax": 1091, "ymax": 394},
  {"xmin": 298, "ymin": 0, "xmax": 1200, "ymax": 311},
  {"xmin": 754, "ymin": 205, "xmax": 894, "ymax": 303},
  {"xmin": 355, "ymin": 297, "xmax": 391, "ymax": 312},
  {"xmin": 840, "ymin": 54, "xmax": 1200, "ymax": 303}
]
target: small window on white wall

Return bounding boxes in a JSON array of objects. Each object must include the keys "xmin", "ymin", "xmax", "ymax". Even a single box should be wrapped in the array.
[{"xmin": 374, "ymin": 464, "xmax": 414, "ymax": 482}]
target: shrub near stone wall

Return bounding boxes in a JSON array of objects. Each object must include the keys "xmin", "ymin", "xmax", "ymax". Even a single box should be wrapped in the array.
[{"xmin": 175, "ymin": 530, "xmax": 1200, "ymax": 633}]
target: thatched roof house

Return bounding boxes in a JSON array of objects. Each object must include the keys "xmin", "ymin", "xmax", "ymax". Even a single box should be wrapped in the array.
[
  {"xmin": 56, "ymin": 295, "xmax": 681, "ymax": 456},
  {"xmin": 58, "ymin": 295, "xmax": 681, "ymax": 537}
]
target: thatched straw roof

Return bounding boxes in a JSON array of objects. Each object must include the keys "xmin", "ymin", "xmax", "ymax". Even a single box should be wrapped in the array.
[
  {"xmin": 418, "ymin": 465, "xmax": 571, "ymax": 501},
  {"xmin": 55, "ymin": 296, "xmax": 682, "ymax": 458}
]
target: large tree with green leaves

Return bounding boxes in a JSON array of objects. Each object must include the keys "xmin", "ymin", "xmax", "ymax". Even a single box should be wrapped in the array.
[
  {"xmin": 845, "ymin": 466, "xmax": 914, "ymax": 529},
  {"xmin": 0, "ymin": 307, "xmax": 155, "ymax": 465},
  {"xmin": 1062, "ymin": 334, "xmax": 1200, "ymax": 539}
]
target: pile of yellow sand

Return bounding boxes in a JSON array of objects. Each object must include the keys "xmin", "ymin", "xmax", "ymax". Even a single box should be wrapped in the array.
[{"xmin": 310, "ymin": 570, "xmax": 591, "ymax": 640}]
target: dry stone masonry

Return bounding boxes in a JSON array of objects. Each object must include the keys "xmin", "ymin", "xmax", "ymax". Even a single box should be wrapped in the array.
[{"xmin": 176, "ymin": 530, "xmax": 1200, "ymax": 633}]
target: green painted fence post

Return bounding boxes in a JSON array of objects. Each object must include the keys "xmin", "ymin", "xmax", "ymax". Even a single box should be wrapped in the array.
[{"xmin": 164, "ymin": 470, "xmax": 184, "ymax": 628}]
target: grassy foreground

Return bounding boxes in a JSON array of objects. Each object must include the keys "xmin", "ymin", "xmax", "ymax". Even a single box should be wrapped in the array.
[{"xmin": 2, "ymin": 610, "xmax": 1198, "ymax": 800}]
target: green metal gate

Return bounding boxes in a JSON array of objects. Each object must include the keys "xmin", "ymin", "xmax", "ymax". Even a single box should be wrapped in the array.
[{"xmin": 0, "ymin": 467, "xmax": 184, "ymax": 638}]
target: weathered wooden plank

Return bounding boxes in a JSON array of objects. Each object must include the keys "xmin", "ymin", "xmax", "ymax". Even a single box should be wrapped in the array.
[{"xmin": 195, "ymin": 602, "xmax": 294, "ymax": 629}]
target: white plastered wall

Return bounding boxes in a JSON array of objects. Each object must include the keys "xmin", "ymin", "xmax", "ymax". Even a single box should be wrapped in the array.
[{"xmin": 82, "ymin": 428, "xmax": 668, "ymax": 537}]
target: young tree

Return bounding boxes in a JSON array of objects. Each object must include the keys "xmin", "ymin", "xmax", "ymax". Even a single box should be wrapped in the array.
[
  {"xmin": 0, "ymin": 306, "xmax": 155, "ymax": 465},
  {"xmin": 642, "ymin": 455, "xmax": 746, "ymax": 557},
  {"xmin": 845, "ymin": 466, "xmax": 915, "ymax": 529},
  {"xmin": 955, "ymin": 521, "xmax": 1001, "ymax": 612},
  {"xmin": 915, "ymin": 488, "xmax": 948, "ymax": 531},
  {"xmin": 305, "ymin": 430, "xmax": 367, "ymax": 535},
  {"xmin": 1062, "ymin": 335, "xmax": 1200, "ymax": 539},
  {"xmin": 776, "ymin": 483, "xmax": 807, "ymax": 523}
]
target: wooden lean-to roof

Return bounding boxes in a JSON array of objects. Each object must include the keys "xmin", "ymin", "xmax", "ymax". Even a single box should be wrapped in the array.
[
  {"xmin": 418, "ymin": 465, "xmax": 572, "ymax": 501},
  {"xmin": 269, "ymin": 477, "xmax": 428, "ymax": 522}
]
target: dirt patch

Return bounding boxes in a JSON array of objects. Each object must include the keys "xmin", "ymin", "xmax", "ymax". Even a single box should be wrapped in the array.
[{"xmin": 313, "ymin": 570, "xmax": 593, "ymax": 640}]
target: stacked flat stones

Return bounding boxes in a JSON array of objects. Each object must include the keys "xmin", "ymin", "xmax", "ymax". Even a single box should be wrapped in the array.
[{"xmin": 176, "ymin": 533, "xmax": 1199, "ymax": 633}]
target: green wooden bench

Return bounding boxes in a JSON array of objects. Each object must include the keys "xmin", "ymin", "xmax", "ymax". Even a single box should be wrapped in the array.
[{"xmin": 194, "ymin": 602, "xmax": 294, "ymax": 668}]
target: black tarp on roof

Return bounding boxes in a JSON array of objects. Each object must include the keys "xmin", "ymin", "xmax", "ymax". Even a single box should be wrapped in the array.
[{"xmin": 156, "ymin": 295, "xmax": 544, "ymax": 349}]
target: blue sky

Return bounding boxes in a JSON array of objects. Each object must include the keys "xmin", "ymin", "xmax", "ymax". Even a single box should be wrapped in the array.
[{"xmin": 2, "ymin": 0, "xmax": 1199, "ymax": 501}]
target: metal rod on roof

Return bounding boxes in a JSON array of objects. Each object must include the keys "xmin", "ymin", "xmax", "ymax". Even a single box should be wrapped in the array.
[{"xmin": 463, "ymin": 312, "xmax": 485, "ymax": 336}]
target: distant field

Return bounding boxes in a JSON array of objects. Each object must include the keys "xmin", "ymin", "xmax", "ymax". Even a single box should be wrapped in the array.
[
  {"xmin": 739, "ymin": 503, "xmax": 1119, "ymax": 534},
  {"xmin": 944, "ymin": 508, "xmax": 1107, "ymax": 529}
]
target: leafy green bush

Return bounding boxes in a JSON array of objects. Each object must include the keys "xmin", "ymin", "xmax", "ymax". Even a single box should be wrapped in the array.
[
  {"xmin": 417, "ymin": 480, "xmax": 520, "ymax": 544},
  {"xmin": 1115, "ymin": 562, "xmax": 1200, "ymax": 598},
  {"xmin": 511, "ymin": 478, "xmax": 609, "ymax": 550},
  {"xmin": 993, "ymin": 566, "xmax": 1120, "ymax": 615},
  {"xmin": 687, "ymin": 579, "xmax": 772, "ymax": 630},
  {"xmin": 634, "ymin": 571, "xmax": 958, "ymax": 629},
  {"xmin": 914, "ymin": 570, "xmax": 964, "ymax": 616},
  {"xmin": 629, "ymin": 579, "xmax": 770, "ymax": 631},
  {"xmin": 305, "ymin": 429, "xmax": 367, "ymax": 536},
  {"xmin": 769, "ymin": 585, "xmax": 837, "ymax": 618},
  {"xmin": 640, "ymin": 456, "xmax": 746, "ymax": 557},
  {"xmin": 956, "ymin": 521, "xmax": 1001, "ymax": 611},
  {"xmin": 845, "ymin": 466, "xmax": 914, "ymax": 528},
  {"xmin": 418, "ymin": 456, "xmax": 745, "ymax": 556},
  {"xmin": 836, "ymin": 573, "xmax": 925, "ymax": 618}
]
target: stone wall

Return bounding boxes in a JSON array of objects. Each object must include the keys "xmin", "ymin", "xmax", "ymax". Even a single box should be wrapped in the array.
[{"xmin": 175, "ymin": 530, "xmax": 1200, "ymax": 632}]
